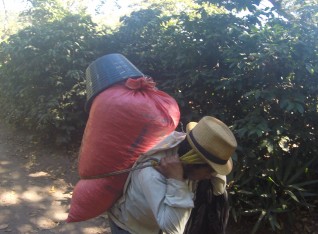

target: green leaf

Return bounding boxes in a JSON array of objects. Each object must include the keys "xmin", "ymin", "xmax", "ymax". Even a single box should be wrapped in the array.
[
  {"xmin": 306, "ymin": 63, "xmax": 314, "ymax": 74},
  {"xmin": 292, "ymin": 179, "xmax": 318, "ymax": 187},
  {"xmin": 283, "ymin": 158, "xmax": 296, "ymax": 183},
  {"xmin": 271, "ymin": 208, "xmax": 290, "ymax": 213},
  {"xmin": 285, "ymin": 190, "xmax": 300, "ymax": 203},
  {"xmin": 251, "ymin": 210, "xmax": 266, "ymax": 234},
  {"xmin": 268, "ymin": 214, "xmax": 281, "ymax": 230},
  {"xmin": 286, "ymin": 159, "xmax": 315, "ymax": 184},
  {"xmin": 295, "ymin": 103, "xmax": 304, "ymax": 114},
  {"xmin": 237, "ymin": 190, "xmax": 254, "ymax": 195},
  {"xmin": 267, "ymin": 176, "xmax": 279, "ymax": 186}
]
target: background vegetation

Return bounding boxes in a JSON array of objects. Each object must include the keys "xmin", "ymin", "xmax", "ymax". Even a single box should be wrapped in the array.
[{"xmin": 0, "ymin": 0, "xmax": 317, "ymax": 232}]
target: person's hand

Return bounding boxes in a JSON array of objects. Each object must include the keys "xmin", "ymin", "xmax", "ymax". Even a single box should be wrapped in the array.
[{"xmin": 155, "ymin": 155, "xmax": 184, "ymax": 181}]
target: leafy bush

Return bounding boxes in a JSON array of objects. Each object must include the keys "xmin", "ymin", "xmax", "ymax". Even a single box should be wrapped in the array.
[
  {"xmin": 106, "ymin": 5, "xmax": 318, "ymax": 232},
  {"xmin": 0, "ymin": 14, "xmax": 103, "ymax": 144},
  {"xmin": 224, "ymin": 18, "xmax": 318, "ymax": 232}
]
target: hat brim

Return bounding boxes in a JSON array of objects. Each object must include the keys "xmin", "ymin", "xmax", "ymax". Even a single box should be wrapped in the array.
[{"xmin": 186, "ymin": 122, "xmax": 233, "ymax": 175}]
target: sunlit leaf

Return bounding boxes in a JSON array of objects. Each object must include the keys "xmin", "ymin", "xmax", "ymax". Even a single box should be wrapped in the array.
[{"xmin": 285, "ymin": 190, "xmax": 300, "ymax": 203}]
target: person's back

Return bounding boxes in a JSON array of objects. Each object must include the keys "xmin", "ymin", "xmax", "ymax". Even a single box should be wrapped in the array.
[
  {"xmin": 109, "ymin": 132, "xmax": 194, "ymax": 234},
  {"xmin": 108, "ymin": 116, "xmax": 237, "ymax": 234}
]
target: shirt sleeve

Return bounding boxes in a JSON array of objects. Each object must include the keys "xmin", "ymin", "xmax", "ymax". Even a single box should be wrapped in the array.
[
  {"xmin": 211, "ymin": 174, "xmax": 227, "ymax": 195},
  {"xmin": 138, "ymin": 166, "xmax": 194, "ymax": 234}
]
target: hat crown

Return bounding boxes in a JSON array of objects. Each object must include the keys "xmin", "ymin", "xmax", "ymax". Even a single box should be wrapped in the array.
[
  {"xmin": 186, "ymin": 116, "xmax": 237, "ymax": 175},
  {"xmin": 191, "ymin": 117, "xmax": 237, "ymax": 161}
]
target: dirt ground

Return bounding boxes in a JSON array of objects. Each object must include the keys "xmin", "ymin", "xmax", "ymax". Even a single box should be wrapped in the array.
[{"xmin": 0, "ymin": 122, "xmax": 110, "ymax": 234}]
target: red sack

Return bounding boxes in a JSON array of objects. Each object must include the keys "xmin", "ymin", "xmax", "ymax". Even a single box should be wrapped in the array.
[{"xmin": 66, "ymin": 77, "xmax": 180, "ymax": 222}]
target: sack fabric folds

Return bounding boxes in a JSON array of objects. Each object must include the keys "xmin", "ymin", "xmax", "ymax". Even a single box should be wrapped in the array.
[{"xmin": 66, "ymin": 78, "xmax": 180, "ymax": 222}]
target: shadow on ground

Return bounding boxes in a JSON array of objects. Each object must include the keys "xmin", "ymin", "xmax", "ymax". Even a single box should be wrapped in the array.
[{"xmin": 0, "ymin": 122, "xmax": 110, "ymax": 234}]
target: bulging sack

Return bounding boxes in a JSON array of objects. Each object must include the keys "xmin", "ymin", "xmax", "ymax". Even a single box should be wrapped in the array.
[{"xmin": 66, "ymin": 77, "xmax": 180, "ymax": 222}]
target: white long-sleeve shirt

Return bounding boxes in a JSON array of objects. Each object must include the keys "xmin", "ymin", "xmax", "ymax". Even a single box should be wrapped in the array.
[{"xmin": 108, "ymin": 131, "xmax": 226, "ymax": 234}]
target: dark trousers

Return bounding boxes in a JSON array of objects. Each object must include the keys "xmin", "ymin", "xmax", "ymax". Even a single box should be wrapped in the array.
[{"xmin": 109, "ymin": 219, "xmax": 131, "ymax": 234}]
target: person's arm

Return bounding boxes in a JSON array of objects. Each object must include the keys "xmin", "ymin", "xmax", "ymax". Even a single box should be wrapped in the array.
[{"xmin": 138, "ymin": 156, "xmax": 194, "ymax": 234}]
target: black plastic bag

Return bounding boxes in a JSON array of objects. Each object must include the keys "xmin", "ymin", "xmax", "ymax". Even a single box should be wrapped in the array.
[{"xmin": 184, "ymin": 179, "xmax": 229, "ymax": 234}]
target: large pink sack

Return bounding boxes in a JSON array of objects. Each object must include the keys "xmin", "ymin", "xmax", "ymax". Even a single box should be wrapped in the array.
[{"xmin": 66, "ymin": 77, "xmax": 180, "ymax": 222}]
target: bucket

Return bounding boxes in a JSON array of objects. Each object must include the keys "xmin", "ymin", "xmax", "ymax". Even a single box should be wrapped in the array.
[{"xmin": 85, "ymin": 53, "xmax": 144, "ymax": 111}]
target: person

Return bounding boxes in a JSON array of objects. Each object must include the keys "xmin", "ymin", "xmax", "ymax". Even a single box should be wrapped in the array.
[{"xmin": 108, "ymin": 116, "xmax": 237, "ymax": 234}]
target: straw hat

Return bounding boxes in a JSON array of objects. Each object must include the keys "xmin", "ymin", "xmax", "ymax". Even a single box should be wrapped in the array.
[{"xmin": 186, "ymin": 116, "xmax": 237, "ymax": 175}]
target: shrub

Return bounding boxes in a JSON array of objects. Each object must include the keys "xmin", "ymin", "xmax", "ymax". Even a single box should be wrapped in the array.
[{"xmin": 0, "ymin": 14, "xmax": 104, "ymax": 145}]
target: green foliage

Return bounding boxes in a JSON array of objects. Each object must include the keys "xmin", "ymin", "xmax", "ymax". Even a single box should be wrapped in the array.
[
  {"xmin": 225, "ymin": 18, "xmax": 318, "ymax": 231},
  {"xmin": 106, "ymin": 2, "xmax": 318, "ymax": 232},
  {"xmin": 229, "ymin": 153, "xmax": 318, "ymax": 233},
  {"xmin": 197, "ymin": 0, "xmax": 262, "ymax": 12},
  {"xmin": 22, "ymin": 0, "xmax": 70, "ymax": 24},
  {"xmin": 0, "ymin": 14, "xmax": 103, "ymax": 144},
  {"xmin": 107, "ymin": 5, "xmax": 237, "ymax": 120}
]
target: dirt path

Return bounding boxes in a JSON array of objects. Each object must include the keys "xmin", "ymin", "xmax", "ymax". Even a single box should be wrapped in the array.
[{"xmin": 0, "ymin": 122, "xmax": 110, "ymax": 234}]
